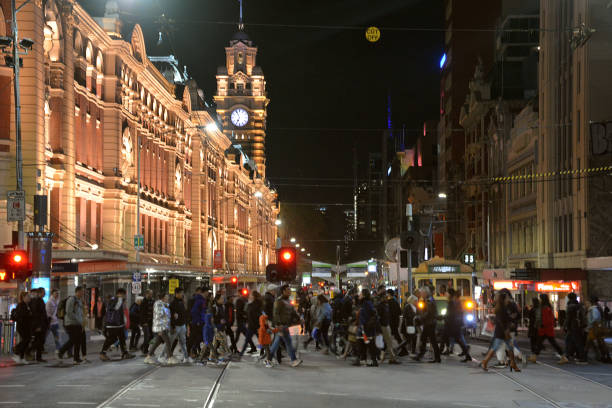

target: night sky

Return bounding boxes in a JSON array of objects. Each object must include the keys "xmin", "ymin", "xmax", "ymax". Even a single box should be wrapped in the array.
[{"xmin": 80, "ymin": 0, "xmax": 443, "ymax": 261}]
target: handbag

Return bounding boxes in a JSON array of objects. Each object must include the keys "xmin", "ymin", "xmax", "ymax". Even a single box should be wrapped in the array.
[{"xmin": 375, "ymin": 334, "xmax": 384, "ymax": 349}]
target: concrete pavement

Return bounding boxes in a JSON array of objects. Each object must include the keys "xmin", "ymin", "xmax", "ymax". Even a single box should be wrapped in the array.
[{"xmin": 0, "ymin": 334, "xmax": 610, "ymax": 408}]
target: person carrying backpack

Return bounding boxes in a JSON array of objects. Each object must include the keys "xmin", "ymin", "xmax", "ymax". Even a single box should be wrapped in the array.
[
  {"xmin": 99, "ymin": 288, "xmax": 133, "ymax": 361},
  {"xmin": 58, "ymin": 286, "xmax": 85, "ymax": 364}
]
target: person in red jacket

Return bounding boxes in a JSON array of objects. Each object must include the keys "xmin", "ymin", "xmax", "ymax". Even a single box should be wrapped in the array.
[
  {"xmin": 258, "ymin": 312, "xmax": 277, "ymax": 368},
  {"xmin": 530, "ymin": 293, "xmax": 566, "ymax": 364}
]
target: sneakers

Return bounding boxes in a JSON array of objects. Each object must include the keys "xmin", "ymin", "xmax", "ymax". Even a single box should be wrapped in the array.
[
  {"xmin": 122, "ymin": 353, "xmax": 135, "ymax": 360},
  {"xmin": 291, "ymin": 359, "xmax": 303, "ymax": 367},
  {"xmin": 144, "ymin": 355, "xmax": 156, "ymax": 365},
  {"xmin": 264, "ymin": 360, "xmax": 273, "ymax": 368},
  {"xmin": 99, "ymin": 353, "xmax": 110, "ymax": 362},
  {"xmin": 461, "ymin": 355, "xmax": 473, "ymax": 363},
  {"xmin": 157, "ymin": 356, "xmax": 168, "ymax": 365},
  {"xmin": 11, "ymin": 355, "xmax": 23, "ymax": 364},
  {"xmin": 167, "ymin": 357, "xmax": 180, "ymax": 365},
  {"xmin": 558, "ymin": 356, "xmax": 569, "ymax": 365},
  {"xmin": 73, "ymin": 359, "xmax": 83, "ymax": 365}
]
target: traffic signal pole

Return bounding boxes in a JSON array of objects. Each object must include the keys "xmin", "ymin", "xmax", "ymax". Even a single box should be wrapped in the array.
[{"xmin": 407, "ymin": 204, "xmax": 413, "ymax": 295}]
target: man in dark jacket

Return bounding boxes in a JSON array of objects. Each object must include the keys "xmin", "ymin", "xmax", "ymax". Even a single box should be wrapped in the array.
[
  {"xmin": 398, "ymin": 294, "xmax": 418, "ymax": 355},
  {"xmin": 269, "ymin": 285, "xmax": 303, "ymax": 367},
  {"xmin": 140, "ymin": 290, "xmax": 154, "ymax": 354},
  {"xmin": 234, "ymin": 291, "xmax": 256, "ymax": 354},
  {"xmin": 375, "ymin": 286, "xmax": 399, "ymax": 364},
  {"xmin": 189, "ymin": 287, "xmax": 206, "ymax": 357},
  {"xmin": 240, "ymin": 291, "xmax": 263, "ymax": 356},
  {"xmin": 413, "ymin": 286, "xmax": 441, "ymax": 363},
  {"xmin": 563, "ymin": 292, "xmax": 587, "ymax": 363},
  {"xmin": 387, "ymin": 289, "xmax": 403, "ymax": 345},
  {"xmin": 30, "ymin": 288, "xmax": 49, "ymax": 362},
  {"xmin": 129, "ymin": 296, "xmax": 142, "ymax": 351},
  {"xmin": 170, "ymin": 287, "xmax": 190, "ymax": 362}
]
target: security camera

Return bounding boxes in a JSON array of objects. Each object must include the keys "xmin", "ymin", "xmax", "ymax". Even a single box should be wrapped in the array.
[
  {"xmin": 19, "ymin": 38, "xmax": 34, "ymax": 50},
  {"xmin": 0, "ymin": 36, "xmax": 12, "ymax": 48}
]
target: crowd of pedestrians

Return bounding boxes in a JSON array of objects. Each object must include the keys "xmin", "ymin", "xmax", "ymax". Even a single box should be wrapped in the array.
[{"xmin": 8, "ymin": 282, "xmax": 611, "ymax": 371}]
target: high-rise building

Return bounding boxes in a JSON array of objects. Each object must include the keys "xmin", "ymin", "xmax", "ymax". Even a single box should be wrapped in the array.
[
  {"xmin": 438, "ymin": 0, "xmax": 501, "ymax": 258},
  {"xmin": 214, "ymin": 16, "xmax": 269, "ymax": 178}
]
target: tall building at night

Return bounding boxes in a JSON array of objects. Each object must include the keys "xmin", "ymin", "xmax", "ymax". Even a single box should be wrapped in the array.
[
  {"xmin": 438, "ymin": 0, "xmax": 501, "ymax": 258},
  {"xmin": 0, "ymin": 0, "xmax": 279, "ymax": 298},
  {"xmin": 214, "ymin": 17, "xmax": 269, "ymax": 178}
]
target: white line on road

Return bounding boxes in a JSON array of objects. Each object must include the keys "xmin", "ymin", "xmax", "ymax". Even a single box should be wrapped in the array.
[
  {"xmin": 123, "ymin": 404, "xmax": 161, "ymax": 407},
  {"xmin": 57, "ymin": 385, "xmax": 92, "ymax": 387},
  {"xmin": 453, "ymin": 403, "xmax": 491, "ymax": 408},
  {"xmin": 0, "ymin": 403, "xmax": 22, "ymax": 405},
  {"xmin": 0, "ymin": 385, "xmax": 25, "ymax": 387},
  {"xmin": 56, "ymin": 403, "xmax": 97, "ymax": 406},
  {"xmin": 252, "ymin": 389, "xmax": 285, "ymax": 393},
  {"xmin": 315, "ymin": 392, "xmax": 349, "ymax": 397}
]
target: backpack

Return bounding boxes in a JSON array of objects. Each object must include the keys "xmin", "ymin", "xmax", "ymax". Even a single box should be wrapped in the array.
[
  {"xmin": 57, "ymin": 297, "xmax": 72, "ymax": 320},
  {"xmin": 104, "ymin": 298, "xmax": 124, "ymax": 327}
]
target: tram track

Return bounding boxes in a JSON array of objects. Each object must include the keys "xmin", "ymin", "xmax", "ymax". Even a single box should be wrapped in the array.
[
  {"xmin": 203, "ymin": 361, "xmax": 231, "ymax": 408},
  {"xmin": 96, "ymin": 365, "xmax": 160, "ymax": 408}
]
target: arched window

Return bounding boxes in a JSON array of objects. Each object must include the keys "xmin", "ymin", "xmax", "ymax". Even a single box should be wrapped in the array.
[{"xmin": 85, "ymin": 42, "xmax": 93, "ymax": 64}]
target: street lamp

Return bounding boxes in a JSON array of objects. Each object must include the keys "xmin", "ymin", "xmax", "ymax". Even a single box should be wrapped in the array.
[
  {"xmin": 290, "ymin": 237, "xmax": 296, "ymax": 243},
  {"xmin": 274, "ymin": 219, "xmax": 282, "ymax": 226},
  {"xmin": 295, "ymin": 243, "xmax": 300, "ymax": 248},
  {"xmin": 300, "ymin": 248, "xmax": 305, "ymax": 252},
  {"xmin": 438, "ymin": 192, "xmax": 447, "ymax": 199},
  {"xmin": 307, "ymin": 253, "xmax": 310, "ymax": 257}
]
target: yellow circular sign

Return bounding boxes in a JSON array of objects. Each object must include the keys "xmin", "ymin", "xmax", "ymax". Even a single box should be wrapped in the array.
[{"xmin": 365, "ymin": 26, "xmax": 381, "ymax": 43}]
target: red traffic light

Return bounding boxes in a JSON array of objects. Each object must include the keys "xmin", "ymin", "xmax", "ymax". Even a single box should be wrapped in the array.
[
  {"xmin": 12, "ymin": 253, "xmax": 23, "ymax": 263},
  {"xmin": 231, "ymin": 276, "xmax": 238, "ymax": 284},
  {"xmin": 281, "ymin": 250, "xmax": 293, "ymax": 262},
  {"xmin": 241, "ymin": 288, "xmax": 249, "ymax": 296}
]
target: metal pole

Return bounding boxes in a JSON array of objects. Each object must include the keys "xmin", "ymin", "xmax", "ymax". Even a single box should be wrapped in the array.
[
  {"xmin": 487, "ymin": 204, "xmax": 491, "ymax": 268},
  {"xmin": 136, "ymin": 132, "xmax": 141, "ymax": 265},
  {"xmin": 11, "ymin": 0, "xmax": 24, "ymax": 250},
  {"xmin": 407, "ymin": 204, "xmax": 413, "ymax": 295}
]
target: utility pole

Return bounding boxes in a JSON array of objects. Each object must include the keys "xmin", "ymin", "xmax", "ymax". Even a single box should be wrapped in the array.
[
  {"xmin": 406, "ymin": 203, "xmax": 413, "ymax": 295},
  {"xmin": 11, "ymin": 0, "xmax": 30, "ymax": 250}
]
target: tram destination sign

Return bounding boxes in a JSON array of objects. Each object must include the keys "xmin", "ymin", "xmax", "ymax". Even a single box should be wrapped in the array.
[{"xmin": 428, "ymin": 265, "xmax": 460, "ymax": 274}]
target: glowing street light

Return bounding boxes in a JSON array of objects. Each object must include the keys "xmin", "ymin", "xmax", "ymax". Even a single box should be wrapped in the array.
[
  {"xmin": 300, "ymin": 248, "xmax": 305, "ymax": 252},
  {"xmin": 438, "ymin": 192, "xmax": 447, "ymax": 199},
  {"xmin": 295, "ymin": 243, "xmax": 300, "ymax": 248},
  {"xmin": 274, "ymin": 219, "xmax": 282, "ymax": 226},
  {"xmin": 290, "ymin": 238, "xmax": 296, "ymax": 243}
]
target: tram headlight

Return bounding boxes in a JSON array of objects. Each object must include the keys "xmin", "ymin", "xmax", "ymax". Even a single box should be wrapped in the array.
[
  {"xmin": 465, "ymin": 301, "xmax": 474, "ymax": 310},
  {"xmin": 466, "ymin": 313, "xmax": 474, "ymax": 322}
]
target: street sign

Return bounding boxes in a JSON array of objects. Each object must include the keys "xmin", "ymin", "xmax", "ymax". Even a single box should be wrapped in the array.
[
  {"xmin": 7, "ymin": 190, "xmax": 25, "ymax": 222},
  {"xmin": 168, "ymin": 278, "xmax": 179, "ymax": 294},
  {"xmin": 134, "ymin": 234, "xmax": 144, "ymax": 251},
  {"xmin": 365, "ymin": 26, "xmax": 380, "ymax": 42},
  {"xmin": 132, "ymin": 281, "xmax": 142, "ymax": 295},
  {"xmin": 132, "ymin": 271, "xmax": 141, "ymax": 282}
]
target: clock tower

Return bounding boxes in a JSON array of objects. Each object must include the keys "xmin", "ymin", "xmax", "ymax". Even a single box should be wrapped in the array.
[{"xmin": 215, "ymin": 5, "xmax": 269, "ymax": 177}]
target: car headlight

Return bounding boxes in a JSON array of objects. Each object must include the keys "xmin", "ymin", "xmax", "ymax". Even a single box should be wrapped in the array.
[
  {"xmin": 466, "ymin": 313, "xmax": 474, "ymax": 322},
  {"xmin": 441, "ymin": 308, "xmax": 447, "ymax": 316}
]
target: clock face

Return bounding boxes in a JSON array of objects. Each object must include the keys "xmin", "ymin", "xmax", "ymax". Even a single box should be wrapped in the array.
[{"xmin": 231, "ymin": 108, "xmax": 249, "ymax": 127}]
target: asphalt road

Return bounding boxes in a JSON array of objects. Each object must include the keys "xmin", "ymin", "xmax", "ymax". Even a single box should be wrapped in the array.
[{"xmin": 0, "ymin": 333, "xmax": 610, "ymax": 408}]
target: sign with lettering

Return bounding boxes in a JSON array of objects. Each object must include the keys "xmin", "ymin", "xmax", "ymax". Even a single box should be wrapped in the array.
[
  {"xmin": 590, "ymin": 122, "xmax": 612, "ymax": 155},
  {"xmin": 168, "ymin": 278, "xmax": 179, "ymax": 294},
  {"xmin": 213, "ymin": 250, "xmax": 223, "ymax": 270},
  {"xmin": 427, "ymin": 265, "xmax": 460, "ymax": 274},
  {"xmin": 7, "ymin": 190, "xmax": 25, "ymax": 222}
]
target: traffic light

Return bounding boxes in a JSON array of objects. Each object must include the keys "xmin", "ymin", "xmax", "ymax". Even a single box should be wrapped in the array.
[
  {"xmin": 231, "ymin": 276, "xmax": 238, "ymax": 286},
  {"xmin": 277, "ymin": 247, "xmax": 297, "ymax": 282},
  {"xmin": 400, "ymin": 230, "xmax": 419, "ymax": 250},
  {"xmin": 241, "ymin": 287, "xmax": 249, "ymax": 297},
  {"xmin": 0, "ymin": 250, "xmax": 31, "ymax": 281}
]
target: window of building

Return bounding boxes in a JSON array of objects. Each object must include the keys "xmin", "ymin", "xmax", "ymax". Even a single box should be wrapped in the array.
[
  {"xmin": 457, "ymin": 279, "xmax": 470, "ymax": 297},
  {"xmin": 577, "ymin": 110, "xmax": 580, "ymax": 142}
]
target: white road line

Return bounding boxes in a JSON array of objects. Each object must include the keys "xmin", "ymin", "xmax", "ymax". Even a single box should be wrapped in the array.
[
  {"xmin": 57, "ymin": 385, "xmax": 92, "ymax": 387},
  {"xmin": 0, "ymin": 385, "xmax": 25, "ymax": 387},
  {"xmin": 0, "ymin": 403, "xmax": 22, "ymax": 405},
  {"xmin": 56, "ymin": 403, "xmax": 97, "ymax": 406},
  {"xmin": 252, "ymin": 389, "xmax": 284, "ymax": 393},
  {"xmin": 123, "ymin": 404, "xmax": 161, "ymax": 407},
  {"xmin": 315, "ymin": 392, "xmax": 349, "ymax": 397},
  {"xmin": 453, "ymin": 403, "xmax": 490, "ymax": 408}
]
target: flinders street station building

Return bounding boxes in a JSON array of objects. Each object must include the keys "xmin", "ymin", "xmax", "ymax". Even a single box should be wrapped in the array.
[{"xmin": 0, "ymin": 0, "xmax": 278, "ymax": 298}]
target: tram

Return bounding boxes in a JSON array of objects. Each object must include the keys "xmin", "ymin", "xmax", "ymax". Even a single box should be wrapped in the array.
[{"xmin": 399, "ymin": 257, "xmax": 478, "ymax": 331}]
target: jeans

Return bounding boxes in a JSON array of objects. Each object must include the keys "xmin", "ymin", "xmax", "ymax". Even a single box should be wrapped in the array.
[
  {"xmin": 48, "ymin": 323, "xmax": 61, "ymax": 350},
  {"xmin": 102, "ymin": 327, "xmax": 127, "ymax": 355},
  {"xmin": 491, "ymin": 337, "xmax": 513, "ymax": 352},
  {"xmin": 60, "ymin": 325, "xmax": 83, "ymax": 361},
  {"xmin": 130, "ymin": 324, "xmax": 141, "ymax": 349},
  {"xmin": 269, "ymin": 327, "xmax": 297, "ymax": 362},
  {"xmin": 169, "ymin": 325, "xmax": 188, "ymax": 359},
  {"xmin": 149, "ymin": 330, "xmax": 172, "ymax": 358},
  {"xmin": 565, "ymin": 329, "xmax": 585, "ymax": 360},
  {"xmin": 141, "ymin": 324, "xmax": 152, "ymax": 353},
  {"xmin": 417, "ymin": 325, "xmax": 440, "ymax": 361}
]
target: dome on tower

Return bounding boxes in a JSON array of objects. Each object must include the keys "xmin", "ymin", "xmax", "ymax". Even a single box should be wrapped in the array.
[{"xmin": 231, "ymin": 30, "xmax": 252, "ymax": 45}]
